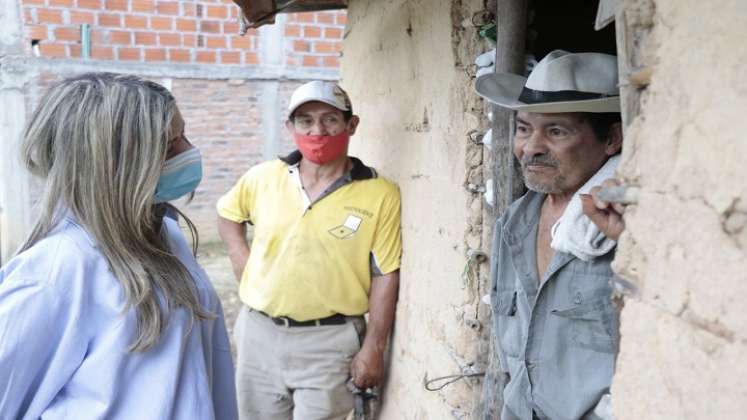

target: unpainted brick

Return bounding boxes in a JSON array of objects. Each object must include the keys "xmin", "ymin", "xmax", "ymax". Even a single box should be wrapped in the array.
[
  {"xmin": 118, "ymin": 47, "xmax": 142, "ymax": 61},
  {"xmin": 176, "ymin": 18, "xmax": 197, "ymax": 32},
  {"xmin": 183, "ymin": 34, "xmax": 197, "ymax": 48},
  {"xmin": 313, "ymin": 41, "xmax": 339, "ymax": 54},
  {"xmin": 39, "ymin": 42, "xmax": 67, "ymax": 57},
  {"xmin": 230, "ymin": 36, "xmax": 251, "ymax": 49},
  {"xmin": 131, "ymin": 0, "xmax": 155, "ymax": 13},
  {"xmin": 98, "ymin": 13, "xmax": 122, "ymax": 27},
  {"xmin": 316, "ymin": 12, "xmax": 334, "ymax": 24},
  {"xmin": 69, "ymin": 44, "xmax": 81, "ymax": 57},
  {"xmin": 207, "ymin": 5, "xmax": 227, "ymax": 19},
  {"xmin": 296, "ymin": 12, "xmax": 314, "ymax": 23},
  {"xmin": 37, "ymin": 8, "xmax": 64, "ymax": 24},
  {"xmin": 169, "ymin": 48, "xmax": 191, "ymax": 62},
  {"xmin": 284, "ymin": 24, "xmax": 301, "ymax": 37},
  {"xmin": 303, "ymin": 25, "xmax": 321, "ymax": 38},
  {"xmin": 109, "ymin": 30, "xmax": 132, "ymax": 45},
  {"xmin": 70, "ymin": 10, "xmax": 95, "ymax": 24},
  {"xmin": 91, "ymin": 45, "xmax": 114, "ymax": 59},
  {"xmin": 183, "ymin": 3, "xmax": 197, "ymax": 17},
  {"xmin": 27, "ymin": 25, "xmax": 49, "ymax": 40},
  {"xmin": 221, "ymin": 51, "xmax": 241, "ymax": 64},
  {"xmin": 206, "ymin": 36, "xmax": 227, "ymax": 49},
  {"xmin": 158, "ymin": 32, "xmax": 181, "ymax": 46},
  {"xmin": 135, "ymin": 31, "xmax": 157, "ymax": 45},
  {"xmin": 302, "ymin": 55, "xmax": 320, "ymax": 67},
  {"xmin": 196, "ymin": 50, "xmax": 217, "ymax": 63},
  {"xmin": 144, "ymin": 47, "xmax": 167, "ymax": 61},
  {"xmin": 245, "ymin": 51, "xmax": 259, "ymax": 65},
  {"xmin": 323, "ymin": 55, "xmax": 339, "ymax": 68},
  {"xmin": 224, "ymin": 22, "xmax": 239, "ymax": 34},
  {"xmin": 156, "ymin": 1, "xmax": 179, "ymax": 16},
  {"xmin": 76, "ymin": 0, "xmax": 102, "ymax": 9},
  {"xmin": 105, "ymin": 0, "xmax": 128, "ymax": 11},
  {"xmin": 150, "ymin": 16, "xmax": 173, "ymax": 30},
  {"xmin": 49, "ymin": 0, "xmax": 75, "ymax": 7},
  {"xmin": 293, "ymin": 40, "xmax": 310, "ymax": 52},
  {"xmin": 91, "ymin": 29, "xmax": 106, "ymax": 43},
  {"xmin": 200, "ymin": 20, "xmax": 221, "ymax": 33},
  {"xmin": 54, "ymin": 27, "xmax": 81, "ymax": 41},
  {"xmin": 324, "ymin": 27, "xmax": 342, "ymax": 39},
  {"xmin": 124, "ymin": 15, "xmax": 148, "ymax": 29}
]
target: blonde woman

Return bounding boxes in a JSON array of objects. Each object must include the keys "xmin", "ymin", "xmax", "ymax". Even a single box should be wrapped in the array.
[{"xmin": 0, "ymin": 73, "xmax": 238, "ymax": 419}]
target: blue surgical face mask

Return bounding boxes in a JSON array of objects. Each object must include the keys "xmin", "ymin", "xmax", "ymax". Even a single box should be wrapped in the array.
[{"xmin": 155, "ymin": 148, "xmax": 203, "ymax": 203}]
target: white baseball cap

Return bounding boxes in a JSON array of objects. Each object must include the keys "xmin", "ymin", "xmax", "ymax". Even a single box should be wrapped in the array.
[{"xmin": 288, "ymin": 80, "xmax": 352, "ymax": 117}]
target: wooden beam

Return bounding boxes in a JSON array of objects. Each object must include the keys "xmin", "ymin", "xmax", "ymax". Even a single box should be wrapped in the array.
[
  {"xmin": 479, "ymin": 1, "xmax": 528, "ymax": 418},
  {"xmin": 490, "ymin": 0, "xmax": 527, "ymax": 215}
]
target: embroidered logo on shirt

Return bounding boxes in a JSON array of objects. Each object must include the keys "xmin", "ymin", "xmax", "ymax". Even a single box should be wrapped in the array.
[{"xmin": 329, "ymin": 215, "xmax": 362, "ymax": 239}]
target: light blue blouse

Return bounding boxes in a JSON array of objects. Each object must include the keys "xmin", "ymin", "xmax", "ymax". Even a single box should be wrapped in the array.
[{"xmin": 0, "ymin": 216, "xmax": 238, "ymax": 420}]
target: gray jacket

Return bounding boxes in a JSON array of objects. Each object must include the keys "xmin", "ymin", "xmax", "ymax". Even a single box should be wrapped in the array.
[{"xmin": 490, "ymin": 191, "xmax": 618, "ymax": 420}]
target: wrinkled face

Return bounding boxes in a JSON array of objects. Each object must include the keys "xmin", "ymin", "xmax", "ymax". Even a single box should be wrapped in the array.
[
  {"xmin": 166, "ymin": 107, "xmax": 192, "ymax": 160},
  {"xmin": 513, "ymin": 112, "xmax": 612, "ymax": 195},
  {"xmin": 286, "ymin": 101, "xmax": 359, "ymax": 136}
]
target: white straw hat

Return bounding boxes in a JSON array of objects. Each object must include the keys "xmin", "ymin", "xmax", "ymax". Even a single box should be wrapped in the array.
[
  {"xmin": 288, "ymin": 80, "xmax": 352, "ymax": 117},
  {"xmin": 474, "ymin": 50, "xmax": 620, "ymax": 113}
]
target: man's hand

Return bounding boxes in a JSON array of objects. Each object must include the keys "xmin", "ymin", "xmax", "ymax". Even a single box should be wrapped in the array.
[
  {"xmin": 580, "ymin": 178, "xmax": 626, "ymax": 241},
  {"xmin": 350, "ymin": 270, "xmax": 399, "ymax": 389},
  {"xmin": 350, "ymin": 343, "xmax": 385, "ymax": 389}
]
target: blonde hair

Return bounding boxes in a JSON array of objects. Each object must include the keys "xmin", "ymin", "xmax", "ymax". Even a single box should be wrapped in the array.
[{"xmin": 20, "ymin": 73, "xmax": 210, "ymax": 351}]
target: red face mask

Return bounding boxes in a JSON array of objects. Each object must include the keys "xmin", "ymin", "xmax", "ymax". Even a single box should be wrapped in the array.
[{"xmin": 293, "ymin": 131, "xmax": 350, "ymax": 165}]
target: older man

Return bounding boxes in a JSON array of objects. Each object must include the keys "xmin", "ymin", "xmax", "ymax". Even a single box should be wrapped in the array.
[
  {"xmin": 217, "ymin": 81, "xmax": 401, "ymax": 420},
  {"xmin": 476, "ymin": 50, "xmax": 624, "ymax": 420}
]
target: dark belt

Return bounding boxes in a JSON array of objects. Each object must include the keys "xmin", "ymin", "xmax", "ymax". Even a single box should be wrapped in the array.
[{"xmin": 257, "ymin": 310, "xmax": 348, "ymax": 327}]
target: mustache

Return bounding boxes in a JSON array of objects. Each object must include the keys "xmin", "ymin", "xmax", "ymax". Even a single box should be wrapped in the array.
[{"xmin": 521, "ymin": 154, "xmax": 559, "ymax": 168}]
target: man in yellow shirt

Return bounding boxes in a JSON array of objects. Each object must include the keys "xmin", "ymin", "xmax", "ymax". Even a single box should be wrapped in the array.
[{"xmin": 217, "ymin": 81, "xmax": 402, "ymax": 420}]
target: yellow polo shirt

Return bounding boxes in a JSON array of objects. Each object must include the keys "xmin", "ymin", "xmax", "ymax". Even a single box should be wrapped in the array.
[{"xmin": 216, "ymin": 152, "xmax": 402, "ymax": 321}]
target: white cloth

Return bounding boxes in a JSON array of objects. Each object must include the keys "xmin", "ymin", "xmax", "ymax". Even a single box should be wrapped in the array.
[
  {"xmin": 550, "ymin": 154, "xmax": 620, "ymax": 261},
  {"xmin": 474, "ymin": 49, "xmax": 495, "ymax": 67}
]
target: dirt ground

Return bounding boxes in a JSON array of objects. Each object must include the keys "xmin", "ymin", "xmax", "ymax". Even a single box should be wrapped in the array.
[{"xmin": 195, "ymin": 241, "xmax": 242, "ymax": 356}]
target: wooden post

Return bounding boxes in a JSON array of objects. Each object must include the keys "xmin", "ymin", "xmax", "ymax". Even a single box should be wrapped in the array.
[
  {"xmin": 490, "ymin": 0, "xmax": 527, "ymax": 215},
  {"xmin": 479, "ymin": 1, "xmax": 528, "ymax": 418}
]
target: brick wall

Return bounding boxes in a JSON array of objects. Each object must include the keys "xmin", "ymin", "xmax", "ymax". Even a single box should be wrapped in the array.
[
  {"xmin": 21, "ymin": 1, "xmax": 344, "ymax": 69},
  {"xmin": 18, "ymin": 2, "xmax": 347, "ymax": 242},
  {"xmin": 173, "ymin": 78, "xmax": 303, "ymax": 240}
]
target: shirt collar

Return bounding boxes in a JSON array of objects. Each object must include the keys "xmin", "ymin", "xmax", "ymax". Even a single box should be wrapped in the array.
[{"xmin": 279, "ymin": 150, "xmax": 377, "ymax": 181}]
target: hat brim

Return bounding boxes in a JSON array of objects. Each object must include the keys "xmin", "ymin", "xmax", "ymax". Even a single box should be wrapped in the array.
[
  {"xmin": 475, "ymin": 72, "xmax": 621, "ymax": 113},
  {"xmin": 288, "ymin": 97, "xmax": 350, "ymax": 118}
]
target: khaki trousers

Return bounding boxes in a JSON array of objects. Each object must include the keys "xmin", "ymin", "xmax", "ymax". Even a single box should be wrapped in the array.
[{"xmin": 234, "ymin": 306, "xmax": 365, "ymax": 420}]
